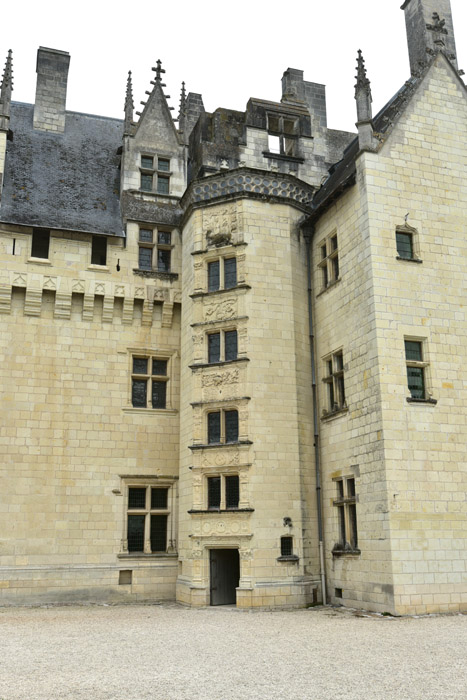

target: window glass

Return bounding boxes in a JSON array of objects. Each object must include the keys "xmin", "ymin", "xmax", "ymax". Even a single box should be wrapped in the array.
[
  {"xmin": 157, "ymin": 248, "xmax": 171, "ymax": 272},
  {"xmin": 132, "ymin": 380, "xmax": 147, "ymax": 408},
  {"xmin": 133, "ymin": 358, "xmax": 148, "ymax": 374},
  {"xmin": 158, "ymin": 231, "xmax": 171, "ymax": 245},
  {"xmin": 152, "ymin": 359, "xmax": 167, "ymax": 376},
  {"xmin": 138, "ymin": 247, "xmax": 152, "ymax": 270},
  {"xmin": 141, "ymin": 156, "xmax": 154, "ymax": 169},
  {"xmin": 208, "ymin": 333, "xmax": 221, "ymax": 363},
  {"xmin": 151, "ymin": 488, "xmax": 168, "ymax": 509},
  {"xmin": 139, "ymin": 229, "xmax": 153, "ymax": 243},
  {"xmin": 225, "ymin": 410, "xmax": 239, "ymax": 443},
  {"xmin": 208, "ymin": 477, "xmax": 221, "ymax": 509},
  {"xmin": 281, "ymin": 536, "xmax": 293, "ymax": 556},
  {"xmin": 150, "ymin": 514, "xmax": 167, "ymax": 551},
  {"xmin": 396, "ymin": 232, "xmax": 413, "ymax": 259},
  {"xmin": 140, "ymin": 174, "xmax": 153, "ymax": 191},
  {"xmin": 208, "ymin": 412, "xmax": 221, "ymax": 444},
  {"xmin": 225, "ymin": 476, "xmax": 239, "ymax": 509},
  {"xmin": 128, "ymin": 488, "xmax": 146, "ymax": 509},
  {"xmin": 157, "ymin": 176, "xmax": 170, "ymax": 194},
  {"xmin": 151, "ymin": 381, "xmax": 167, "ymax": 409},
  {"xmin": 127, "ymin": 515, "xmax": 145, "ymax": 552},
  {"xmin": 224, "ymin": 258, "xmax": 237, "ymax": 289},
  {"xmin": 208, "ymin": 261, "xmax": 220, "ymax": 291},
  {"xmin": 158, "ymin": 158, "xmax": 170, "ymax": 172},
  {"xmin": 405, "ymin": 341, "xmax": 422, "ymax": 362},
  {"xmin": 224, "ymin": 331, "xmax": 238, "ymax": 362}
]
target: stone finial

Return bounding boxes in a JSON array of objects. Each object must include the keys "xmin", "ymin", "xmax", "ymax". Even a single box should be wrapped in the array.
[
  {"xmin": 124, "ymin": 70, "xmax": 134, "ymax": 135},
  {"xmin": 426, "ymin": 12, "xmax": 447, "ymax": 47},
  {"xmin": 354, "ymin": 50, "xmax": 372, "ymax": 122},
  {"xmin": 178, "ymin": 81, "xmax": 187, "ymax": 133},
  {"xmin": 0, "ymin": 49, "xmax": 13, "ymax": 121},
  {"xmin": 152, "ymin": 59, "xmax": 166, "ymax": 83},
  {"xmin": 354, "ymin": 50, "xmax": 377, "ymax": 151}
]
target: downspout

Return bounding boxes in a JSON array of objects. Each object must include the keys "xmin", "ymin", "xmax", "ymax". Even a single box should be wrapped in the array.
[{"xmin": 304, "ymin": 226, "xmax": 327, "ymax": 605}]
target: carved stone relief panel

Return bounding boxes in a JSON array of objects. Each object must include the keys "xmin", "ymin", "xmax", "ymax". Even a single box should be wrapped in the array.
[
  {"xmin": 203, "ymin": 203, "xmax": 239, "ymax": 247},
  {"xmin": 204, "ymin": 297, "xmax": 237, "ymax": 322}
]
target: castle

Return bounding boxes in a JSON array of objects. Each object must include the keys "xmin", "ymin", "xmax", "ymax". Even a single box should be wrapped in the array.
[{"xmin": 0, "ymin": 0, "xmax": 465, "ymax": 614}]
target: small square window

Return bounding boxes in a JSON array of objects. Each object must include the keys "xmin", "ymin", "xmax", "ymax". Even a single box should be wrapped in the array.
[
  {"xmin": 280, "ymin": 536, "xmax": 293, "ymax": 556},
  {"xmin": 207, "ymin": 330, "xmax": 237, "ymax": 364},
  {"xmin": 141, "ymin": 156, "xmax": 154, "ymax": 170},
  {"xmin": 396, "ymin": 232, "xmax": 414, "ymax": 259},
  {"xmin": 404, "ymin": 340, "xmax": 427, "ymax": 400},
  {"xmin": 91, "ymin": 235, "xmax": 107, "ymax": 266},
  {"xmin": 31, "ymin": 229, "xmax": 50, "ymax": 259}
]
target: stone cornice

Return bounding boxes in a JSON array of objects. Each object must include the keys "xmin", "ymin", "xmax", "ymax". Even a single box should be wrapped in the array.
[{"xmin": 181, "ymin": 167, "xmax": 315, "ymax": 225}]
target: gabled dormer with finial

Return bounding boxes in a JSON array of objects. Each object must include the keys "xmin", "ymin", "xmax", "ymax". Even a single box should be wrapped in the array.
[
  {"xmin": 354, "ymin": 50, "xmax": 378, "ymax": 152},
  {"xmin": 120, "ymin": 59, "xmax": 186, "ymax": 200},
  {"xmin": 402, "ymin": 0, "xmax": 462, "ymax": 76},
  {"xmin": 0, "ymin": 49, "xmax": 13, "ymax": 200}
]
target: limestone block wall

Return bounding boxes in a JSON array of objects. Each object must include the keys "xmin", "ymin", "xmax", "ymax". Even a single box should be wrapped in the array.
[
  {"xmin": 178, "ymin": 197, "xmax": 318, "ymax": 608},
  {"xmin": 313, "ymin": 184, "xmax": 394, "ymax": 613},
  {"xmin": 363, "ymin": 57, "xmax": 467, "ymax": 614},
  {"xmin": 0, "ymin": 225, "xmax": 181, "ymax": 603}
]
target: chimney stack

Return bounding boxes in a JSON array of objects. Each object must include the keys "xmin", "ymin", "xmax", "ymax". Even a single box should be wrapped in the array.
[
  {"xmin": 401, "ymin": 0, "xmax": 458, "ymax": 75},
  {"xmin": 33, "ymin": 47, "xmax": 70, "ymax": 133}
]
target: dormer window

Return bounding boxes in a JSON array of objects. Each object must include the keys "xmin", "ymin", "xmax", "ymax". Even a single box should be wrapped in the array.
[
  {"xmin": 267, "ymin": 115, "xmax": 298, "ymax": 156},
  {"xmin": 140, "ymin": 155, "xmax": 171, "ymax": 194}
]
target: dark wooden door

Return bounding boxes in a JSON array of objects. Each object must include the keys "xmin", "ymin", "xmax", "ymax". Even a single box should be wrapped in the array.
[{"xmin": 209, "ymin": 549, "xmax": 240, "ymax": 605}]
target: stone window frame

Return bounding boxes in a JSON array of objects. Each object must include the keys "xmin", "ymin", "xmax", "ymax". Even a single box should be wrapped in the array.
[
  {"xmin": 395, "ymin": 223, "xmax": 422, "ymax": 263},
  {"xmin": 29, "ymin": 228, "xmax": 51, "ymax": 261},
  {"xmin": 120, "ymin": 476, "xmax": 177, "ymax": 556},
  {"xmin": 404, "ymin": 337, "xmax": 436, "ymax": 404},
  {"xmin": 206, "ymin": 473, "xmax": 240, "ymax": 510},
  {"xmin": 207, "ymin": 408, "xmax": 239, "ymax": 445},
  {"xmin": 139, "ymin": 154, "xmax": 172, "ymax": 194},
  {"xmin": 127, "ymin": 348, "xmax": 175, "ymax": 412},
  {"xmin": 90, "ymin": 234, "xmax": 107, "ymax": 267},
  {"xmin": 207, "ymin": 256, "xmax": 237, "ymax": 292},
  {"xmin": 266, "ymin": 113, "xmax": 299, "ymax": 157},
  {"xmin": 318, "ymin": 231, "xmax": 339, "ymax": 290},
  {"xmin": 332, "ymin": 476, "xmax": 360, "ymax": 556},
  {"xmin": 137, "ymin": 225, "xmax": 173, "ymax": 273},
  {"xmin": 207, "ymin": 327, "xmax": 238, "ymax": 364},
  {"xmin": 322, "ymin": 349, "xmax": 347, "ymax": 417}
]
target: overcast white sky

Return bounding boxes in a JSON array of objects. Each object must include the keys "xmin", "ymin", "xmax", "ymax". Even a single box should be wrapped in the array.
[{"xmin": 3, "ymin": 0, "xmax": 466, "ymax": 133}]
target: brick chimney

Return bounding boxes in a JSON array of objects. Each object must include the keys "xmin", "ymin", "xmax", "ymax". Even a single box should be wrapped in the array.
[{"xmin": 33, "ymin": 47, "xmax": 70, "ymax": 133}]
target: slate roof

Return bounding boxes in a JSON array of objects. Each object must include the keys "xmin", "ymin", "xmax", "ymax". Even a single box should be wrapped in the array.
[
  {"xmin": 311, "ymin": 76, "xmax": 420, "ymax": 216},
  {"xmin": 0, "ymin": 103, "xmax": 124, "ymax": 236}
]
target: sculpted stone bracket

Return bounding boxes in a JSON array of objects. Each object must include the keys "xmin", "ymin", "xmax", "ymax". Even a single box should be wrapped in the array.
[{"xmin": 1, "ymin": 271, "xmax": 180, "ymax": 327}]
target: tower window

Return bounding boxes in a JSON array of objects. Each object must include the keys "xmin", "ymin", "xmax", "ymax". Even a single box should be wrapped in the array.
[{"xmin": 333, "ymin": 477, "xmax": 359, "ymax": 553}]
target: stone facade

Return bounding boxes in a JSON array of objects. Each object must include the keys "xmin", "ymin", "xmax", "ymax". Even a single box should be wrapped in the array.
[{"xmin": 0, "ymin": 0, "xmax": 465, "ymax": 613}]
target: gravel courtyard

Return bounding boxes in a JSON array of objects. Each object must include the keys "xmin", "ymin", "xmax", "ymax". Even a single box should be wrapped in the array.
[{"xmin": 0, "ymin": 604, "xmax": 465, "ymax": 700}]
